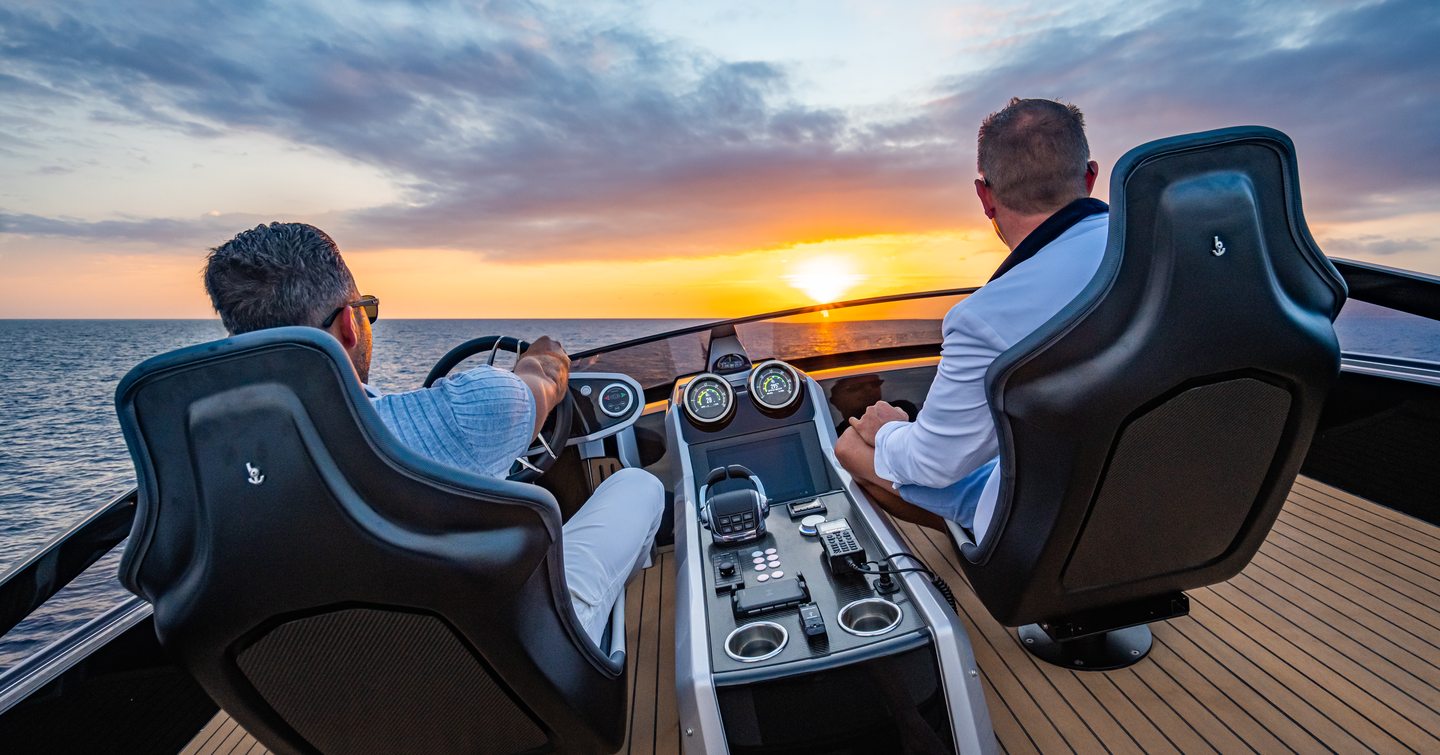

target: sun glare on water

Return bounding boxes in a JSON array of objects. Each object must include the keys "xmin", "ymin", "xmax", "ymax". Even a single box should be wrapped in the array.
[{"xmin": 785, "ymin": 256, "xmax": 863, "ymax": 304}]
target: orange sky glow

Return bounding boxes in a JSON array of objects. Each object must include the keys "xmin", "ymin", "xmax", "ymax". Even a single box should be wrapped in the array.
[{"xmin": 0, "ymin": 227, "xmax": 1009, "ymax": 319}]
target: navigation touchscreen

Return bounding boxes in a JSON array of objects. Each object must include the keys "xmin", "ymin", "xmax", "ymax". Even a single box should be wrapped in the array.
[{"xmin": 706, "ymin": 432, "xmax": 817, "ymax": 503}]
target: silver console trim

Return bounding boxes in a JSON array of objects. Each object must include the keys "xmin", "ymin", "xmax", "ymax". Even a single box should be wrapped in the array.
[{"xmin": 669, "ymin": 405, "xmax": 732, "ymax": 754}]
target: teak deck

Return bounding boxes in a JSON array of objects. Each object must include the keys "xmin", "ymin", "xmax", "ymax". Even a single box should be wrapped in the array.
[{"xmin": 185, "ymin": 478, "xmax": 1440, "ymax": 754}]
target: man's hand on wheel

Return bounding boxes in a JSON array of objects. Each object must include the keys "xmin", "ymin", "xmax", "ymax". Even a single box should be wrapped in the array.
[{"xmin": 515, "ymin": 336, "xmax": 571, "ymax": 437}]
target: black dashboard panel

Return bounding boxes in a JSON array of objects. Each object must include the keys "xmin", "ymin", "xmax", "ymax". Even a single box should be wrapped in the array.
[
  {"xmin": 671, "ymin": 367, "xmax": 927, "ymax": 679},
  {"xmin": 702, "ymin": 490, "xmax": 928, "ymax": 679}
]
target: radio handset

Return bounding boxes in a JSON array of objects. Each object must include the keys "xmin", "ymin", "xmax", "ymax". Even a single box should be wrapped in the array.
[
  {"xmin": 817, "ymin": 518, "xmax": 867, "ymax": 576},
  {"xmin": 698, "ymin": 465, "xmax": 769, "ymax": 545}
]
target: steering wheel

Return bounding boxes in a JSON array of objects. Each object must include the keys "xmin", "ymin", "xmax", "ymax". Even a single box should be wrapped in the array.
[{"xmin": 423, "ymin": 335, "xmax": 575, "ymax": 483}]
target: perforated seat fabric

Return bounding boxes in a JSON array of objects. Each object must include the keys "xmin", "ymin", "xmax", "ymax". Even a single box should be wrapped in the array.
[
  {"xmin": 116, "ymin": 328, "xmax": 627, "ymax": 754},
  {"xmin": 960, "ymin": 127, "xmax": 1346, "ymax": 626}
]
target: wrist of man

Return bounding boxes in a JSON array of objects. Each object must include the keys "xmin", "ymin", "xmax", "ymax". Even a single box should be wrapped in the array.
[{"xmin": 517, "ymin": 353, "xmax": 561, "ymax": 378}]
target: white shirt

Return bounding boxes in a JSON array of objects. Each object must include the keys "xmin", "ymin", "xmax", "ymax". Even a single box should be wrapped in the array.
[{"xmin": 873, "ymin": 212, "xmax": 1109, "ymax": 541}]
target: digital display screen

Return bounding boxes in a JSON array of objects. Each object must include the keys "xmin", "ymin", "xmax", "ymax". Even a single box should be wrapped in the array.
[{"xmin": 706, "ymin": 432, "xmax": 816, "ymax": 503}]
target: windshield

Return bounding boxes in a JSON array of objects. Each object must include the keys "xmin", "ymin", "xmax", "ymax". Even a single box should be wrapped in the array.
[{"xmin": 571, "ymin": 290, "xmax": 972, "ymax": 392}]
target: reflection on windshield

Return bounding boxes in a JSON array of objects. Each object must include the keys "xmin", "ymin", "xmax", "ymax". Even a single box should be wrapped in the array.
[
  {"xmin": 572, "ymin": 292, "xmax": 969, "ymax": 391},
  {"xmin": 572, "ymin": 329, "xmax": 713, "ymax": 390},
  {"xmin": 826, "ymin": 372, "xmax": 922, "ymax": 436}
]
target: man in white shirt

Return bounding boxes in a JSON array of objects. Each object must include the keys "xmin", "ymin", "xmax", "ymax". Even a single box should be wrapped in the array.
[{"xmin": 835, "ymin": 98, "xmax": 1108, "ymax": 543}]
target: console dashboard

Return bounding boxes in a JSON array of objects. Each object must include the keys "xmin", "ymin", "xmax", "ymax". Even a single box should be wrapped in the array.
[
  {"xmin": 667, "ymin": 354, "xmax": 927, "ymax": 679},
  {"xmin": 663, "ymin": 338, "xmax": 987, "ymax": 754}
]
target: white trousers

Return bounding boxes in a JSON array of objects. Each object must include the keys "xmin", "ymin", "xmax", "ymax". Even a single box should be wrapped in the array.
[{"xmin": 562, "ymin": 467, "xmax": 665, "ymax": 645}]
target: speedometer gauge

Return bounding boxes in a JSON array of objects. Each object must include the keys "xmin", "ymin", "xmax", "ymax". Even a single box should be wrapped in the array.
[
  {"xmin": 682, "ymin": 373, "xmax": 735, "ymax": 425},
  {"xmin": 748, "ymin": 360, "xmax": 802, "ymax": 412}
]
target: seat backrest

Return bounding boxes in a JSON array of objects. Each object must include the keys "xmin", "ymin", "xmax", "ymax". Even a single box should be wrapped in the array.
[
  {"xmin": 116, "ymin": 327, "xmax": 626, "ymax": 754},
  {"xmin": 964, "ymin": 127, "xmax": 1346, "ymax": 626}
]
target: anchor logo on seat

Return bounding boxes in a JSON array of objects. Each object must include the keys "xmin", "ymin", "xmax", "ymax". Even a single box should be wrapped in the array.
[
  {"xmin": 1212, "ymin": 236, "xmax": 1227, "ymax": 257},
  {"xmin": 245, "ymin": 462, "xmax": 265, "ymax": 485}
]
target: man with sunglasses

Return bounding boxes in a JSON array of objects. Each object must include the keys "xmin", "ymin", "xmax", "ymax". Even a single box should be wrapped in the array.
[{"xmin": 202, "ymin": 222, "xmax": 663, "ymax": 644}]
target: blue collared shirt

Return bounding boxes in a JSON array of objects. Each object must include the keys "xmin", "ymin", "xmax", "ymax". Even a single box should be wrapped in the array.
[
  {"xmin": 369, "ymin": 366, "xmax": 536, "ymax": 479},
  {"xmin": 873, "ymin": 211, "xmax": 1109, "ymax": 541}
]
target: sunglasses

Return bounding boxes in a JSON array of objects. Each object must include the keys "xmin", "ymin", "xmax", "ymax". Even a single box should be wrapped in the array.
[{"xmin": 320, "ymin": 295, "xmax": 379, "ymax": 328}]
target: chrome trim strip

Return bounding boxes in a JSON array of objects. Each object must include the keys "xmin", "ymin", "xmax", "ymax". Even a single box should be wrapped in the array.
[
  {"xmin": 805, "ymin": 378, "xmax": 998, "ymax": 754},
  {"xmin": 0, "ymin": 596, "xmax": 153, "ymax": 716},
  {"xmin": 1341, "ymin": 355, "xmax": 1440, "ymax": 387}
]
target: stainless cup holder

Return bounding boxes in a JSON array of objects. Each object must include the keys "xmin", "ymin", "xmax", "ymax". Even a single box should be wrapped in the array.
[
  {"xmin": 838, "ymin": 598, "xmax": 903, "ymax": 637},
  {"xmin": 724, "ymin": 621, "xmax": 789, "ymax": 663}
]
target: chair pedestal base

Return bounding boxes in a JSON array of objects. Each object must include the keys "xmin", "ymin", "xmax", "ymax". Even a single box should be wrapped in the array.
[{"xmin": 1018, "ymin": 623, "xmax": 1152, "ymax": 671}]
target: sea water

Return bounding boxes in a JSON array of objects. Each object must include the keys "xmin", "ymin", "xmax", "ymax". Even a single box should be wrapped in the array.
[{"xmin": 1, "ymin": 302, "xmax": 1436, "ymax": 669}]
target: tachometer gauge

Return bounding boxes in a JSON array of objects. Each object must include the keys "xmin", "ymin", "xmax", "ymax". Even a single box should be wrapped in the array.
[
  {"xmin": 598, "ymin": 382, "xmax": 635, "ymax": 418},
  {"xmin": 748, "ymin": 360, "xmax": 802, "ymax": 412},
  {"xmin": 683, "ymin": 373, "xmax": 735, "ymax": 425}
]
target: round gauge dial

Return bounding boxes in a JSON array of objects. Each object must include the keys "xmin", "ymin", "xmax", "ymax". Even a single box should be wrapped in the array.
[
  {"xmin": 598, "ymin": 382, "xmax": 635, "ymax": 418},
  {"xmin": 683, "ymin": 373, "xmax": 735, "ymax": 425},
  {"xmin": 748, "ymin": 360, "xmax": 802, "ymax": 411}
]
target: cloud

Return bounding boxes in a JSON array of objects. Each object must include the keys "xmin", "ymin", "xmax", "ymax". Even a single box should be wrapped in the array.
[
  {"xmin": 1320, "ymin": 234, "xmax": 1440, "ymax": 257},
  {"xmin": 913, "ymin": 0, "xmax": 1440, "ymax": 219},
  {"xmin": 0, "ymin": 210, "xmax": 268, "ymax": 246},
  {"xmin": 0, "ymin": 1, "xmax": 971, "ymax": 256},
  {"xmin": 1, "ymin": 0, "xmax": 1437, "ymax": 263}
]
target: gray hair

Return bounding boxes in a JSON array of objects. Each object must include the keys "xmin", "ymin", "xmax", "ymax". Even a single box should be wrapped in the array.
[
  {"xmin": 977, "ymin": 98, "xmax": 1091, "ymax": 214},
  {"xmin": 203, "ymin": 222, "xmax": 357, "ymax": 335}
]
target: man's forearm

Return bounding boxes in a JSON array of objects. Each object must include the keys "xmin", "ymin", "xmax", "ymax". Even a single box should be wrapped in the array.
[{"xmin": 514, "ymin": 357, "xmax": 564, "ymax": 437}]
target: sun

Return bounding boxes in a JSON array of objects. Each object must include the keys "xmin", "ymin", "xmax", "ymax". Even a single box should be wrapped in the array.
[{"xmin": 784, "ymin": 256, "xmax": 863, "ymax": 304}]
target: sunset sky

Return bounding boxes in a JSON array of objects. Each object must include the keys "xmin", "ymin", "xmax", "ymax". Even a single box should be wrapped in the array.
[{"xmin": 2, "ymin": 0, "xmax": 1438, "ymax": 318}]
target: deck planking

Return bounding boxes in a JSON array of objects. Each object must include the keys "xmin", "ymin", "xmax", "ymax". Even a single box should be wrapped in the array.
[
  {"xmin": 185, "ymin": 479, "xmax": 1439, "ymax": 754},
  {"xmin": 889, "ymin": 477, "xmax": 1440, "ymax": 754}
]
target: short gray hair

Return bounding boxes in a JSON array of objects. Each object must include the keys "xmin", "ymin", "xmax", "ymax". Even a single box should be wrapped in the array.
[
  {"xmin": 977, "ymin": 98, "xmax": 1091, "ymax": 214},
  {"xmin": 203, "ymin": 222, "xmax": 357, "ymax": 334}
]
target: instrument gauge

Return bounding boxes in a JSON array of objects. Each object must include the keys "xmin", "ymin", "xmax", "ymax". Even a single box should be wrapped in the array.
[
  {"xmin": 598, "ymin": 382, "xmax": 635, "ymax": 418},
  {"xmin": 748, "ymin": 360, "xmax": 802, "ymax": 412},
  {"xmin": 683, "ymin": 373, "xmax": 735, "ymax": 425}
]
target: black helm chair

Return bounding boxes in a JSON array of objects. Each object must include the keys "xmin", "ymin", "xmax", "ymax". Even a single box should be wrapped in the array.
[
  {"xmin": 950, "ymin": 126, "xmax": 1347, "ymax": 669},
  {"xmin": 115, "ymin": 327, "xmax": 628, "ymax": 754}
]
